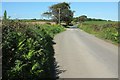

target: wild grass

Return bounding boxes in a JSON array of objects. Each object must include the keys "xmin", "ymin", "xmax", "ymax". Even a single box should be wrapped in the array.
[{"xmin": 78, "ymin": 21, "xmax": 119, "ymax": 45}]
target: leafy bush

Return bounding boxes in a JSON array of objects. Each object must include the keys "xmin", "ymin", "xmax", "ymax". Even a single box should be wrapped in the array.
[{"xmin": 2, "ymin": 20, "xmax": 64, "ymax": 79}]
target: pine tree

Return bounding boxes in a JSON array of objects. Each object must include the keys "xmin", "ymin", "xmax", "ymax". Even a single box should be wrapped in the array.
[{"xmin": 3, "ymin": 10, "xmax": 7, "ymax": 20}]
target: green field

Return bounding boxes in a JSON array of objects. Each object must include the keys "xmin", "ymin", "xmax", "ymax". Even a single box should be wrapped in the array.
[{"xmin": 78, "ymin": 21, "xmax": 119, "ymax": 45}]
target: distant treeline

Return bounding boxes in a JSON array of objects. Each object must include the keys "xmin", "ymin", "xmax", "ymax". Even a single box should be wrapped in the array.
[
  {"xmin": 9, "ymin": 19, "xmax": 51, "ymax": 22},
  {"xmin": 73, "ymin": 17, "xmax": 111, "ymax": 22},
  {"xmin": 87, "ymin": 18, "xmax": 108, "ymax": 21}
]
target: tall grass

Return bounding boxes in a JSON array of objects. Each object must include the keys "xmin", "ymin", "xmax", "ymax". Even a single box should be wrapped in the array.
[{"xmin": 78, "ymin": 21, "xmax": 119, "ymax": 44}]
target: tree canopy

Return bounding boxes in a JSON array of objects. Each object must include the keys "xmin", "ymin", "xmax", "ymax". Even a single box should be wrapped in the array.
[
  {"xmin": 79, "ymin": 15, "xmax": 87, "ymax": 22},
  {"xmin": 42, "ymin": 12, "xmax": 52, "ymax": 20},
  {"xmin": 43, "ymin": 2, "xmax": 74, "ymax": 25}
]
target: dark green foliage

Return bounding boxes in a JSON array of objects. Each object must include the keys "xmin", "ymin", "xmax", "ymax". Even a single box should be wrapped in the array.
[
  {"xmin": 79, "ymin": 15, "xmax": 87, "ymax": 22},
  {"xmin": 42, "ymin": 12, "xmax": 52, "ymax": 20},
  {"xmin": 49, "ymin": 2, "xmax": 74, "ymax": 25},
  {"xmin": 72, "ymin": 17, "xmax": 107, "ymax": 23},
  {"xmin": 2, "ymin": 20, "xmax": 64, "ymax": 80},
  {"xmin": 3, "ymin": 10, "xmax": 7, "ymax": 20},
  {"xmin": 86, "ymin": 18, "xmax": 107, "ymax": 21}
]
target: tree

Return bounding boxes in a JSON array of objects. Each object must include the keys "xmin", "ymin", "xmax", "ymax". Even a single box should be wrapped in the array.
[
  {"xmin": 42, "ymin": 12, "xmax": 52, "ymax": 20},
  {"xmin": 48, "ymin": 2, "xmax": 74, "ymax": 25},
  {"xmin": 73, "ymin": 17, "xmax": 79, "ymax": 22},
  {"xmin": 3, "ymin": 10, "xmax": 7, "ymax": 20},
  {"xmin": 60, "ymin": 9, "xmax": 73, "ymax": 25},
  {"xmin": 79, "ymin": 15, "xmax": 87, "ymax": 23}
]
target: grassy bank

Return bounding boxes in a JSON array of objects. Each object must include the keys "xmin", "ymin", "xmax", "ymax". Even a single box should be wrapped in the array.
[
  {"xmin": 78, "ymin": 21, "xmax": 119, "ymax": 45},
  {"xmin": 2, "ymin": 20, "xmax": 65, "ymax": 79}
]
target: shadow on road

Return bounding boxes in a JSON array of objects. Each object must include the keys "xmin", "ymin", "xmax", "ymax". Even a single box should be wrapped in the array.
[
  {"xmin": 52, "ymin": 41, "xmax": 66, "ymax": 80},
  {"xmin": 54, "ymin": 61, "xmax": 66, "ymax": 79}
]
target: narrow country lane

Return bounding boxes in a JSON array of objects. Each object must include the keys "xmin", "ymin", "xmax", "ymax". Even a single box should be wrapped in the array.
[{"xmin": 53, "ymin": 27, "xmax": 118, "ymax": 78}]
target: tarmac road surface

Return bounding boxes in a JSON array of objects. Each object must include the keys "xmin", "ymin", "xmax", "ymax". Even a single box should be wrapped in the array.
[{"xmin": 53, "ymin": 27, "xmax": 118, "ymax": 78}]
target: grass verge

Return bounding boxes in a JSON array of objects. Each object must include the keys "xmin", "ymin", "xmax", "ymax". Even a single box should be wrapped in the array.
[{"xmin": 78, "ymin": 21, "xmax": 119, "ymax": 45}]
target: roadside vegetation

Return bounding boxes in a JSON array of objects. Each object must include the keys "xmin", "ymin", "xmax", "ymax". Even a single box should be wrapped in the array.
[
  {"xmin": 2, "ymin": 2, "xmax": 119, "ymax": 79},
  {"xmin": 2, "ymin": 14, "xmax": 65, "ymax": 79},
  {"xmin": 78, "ymin": 21, "xmax": 119, "ymax": 45}
]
